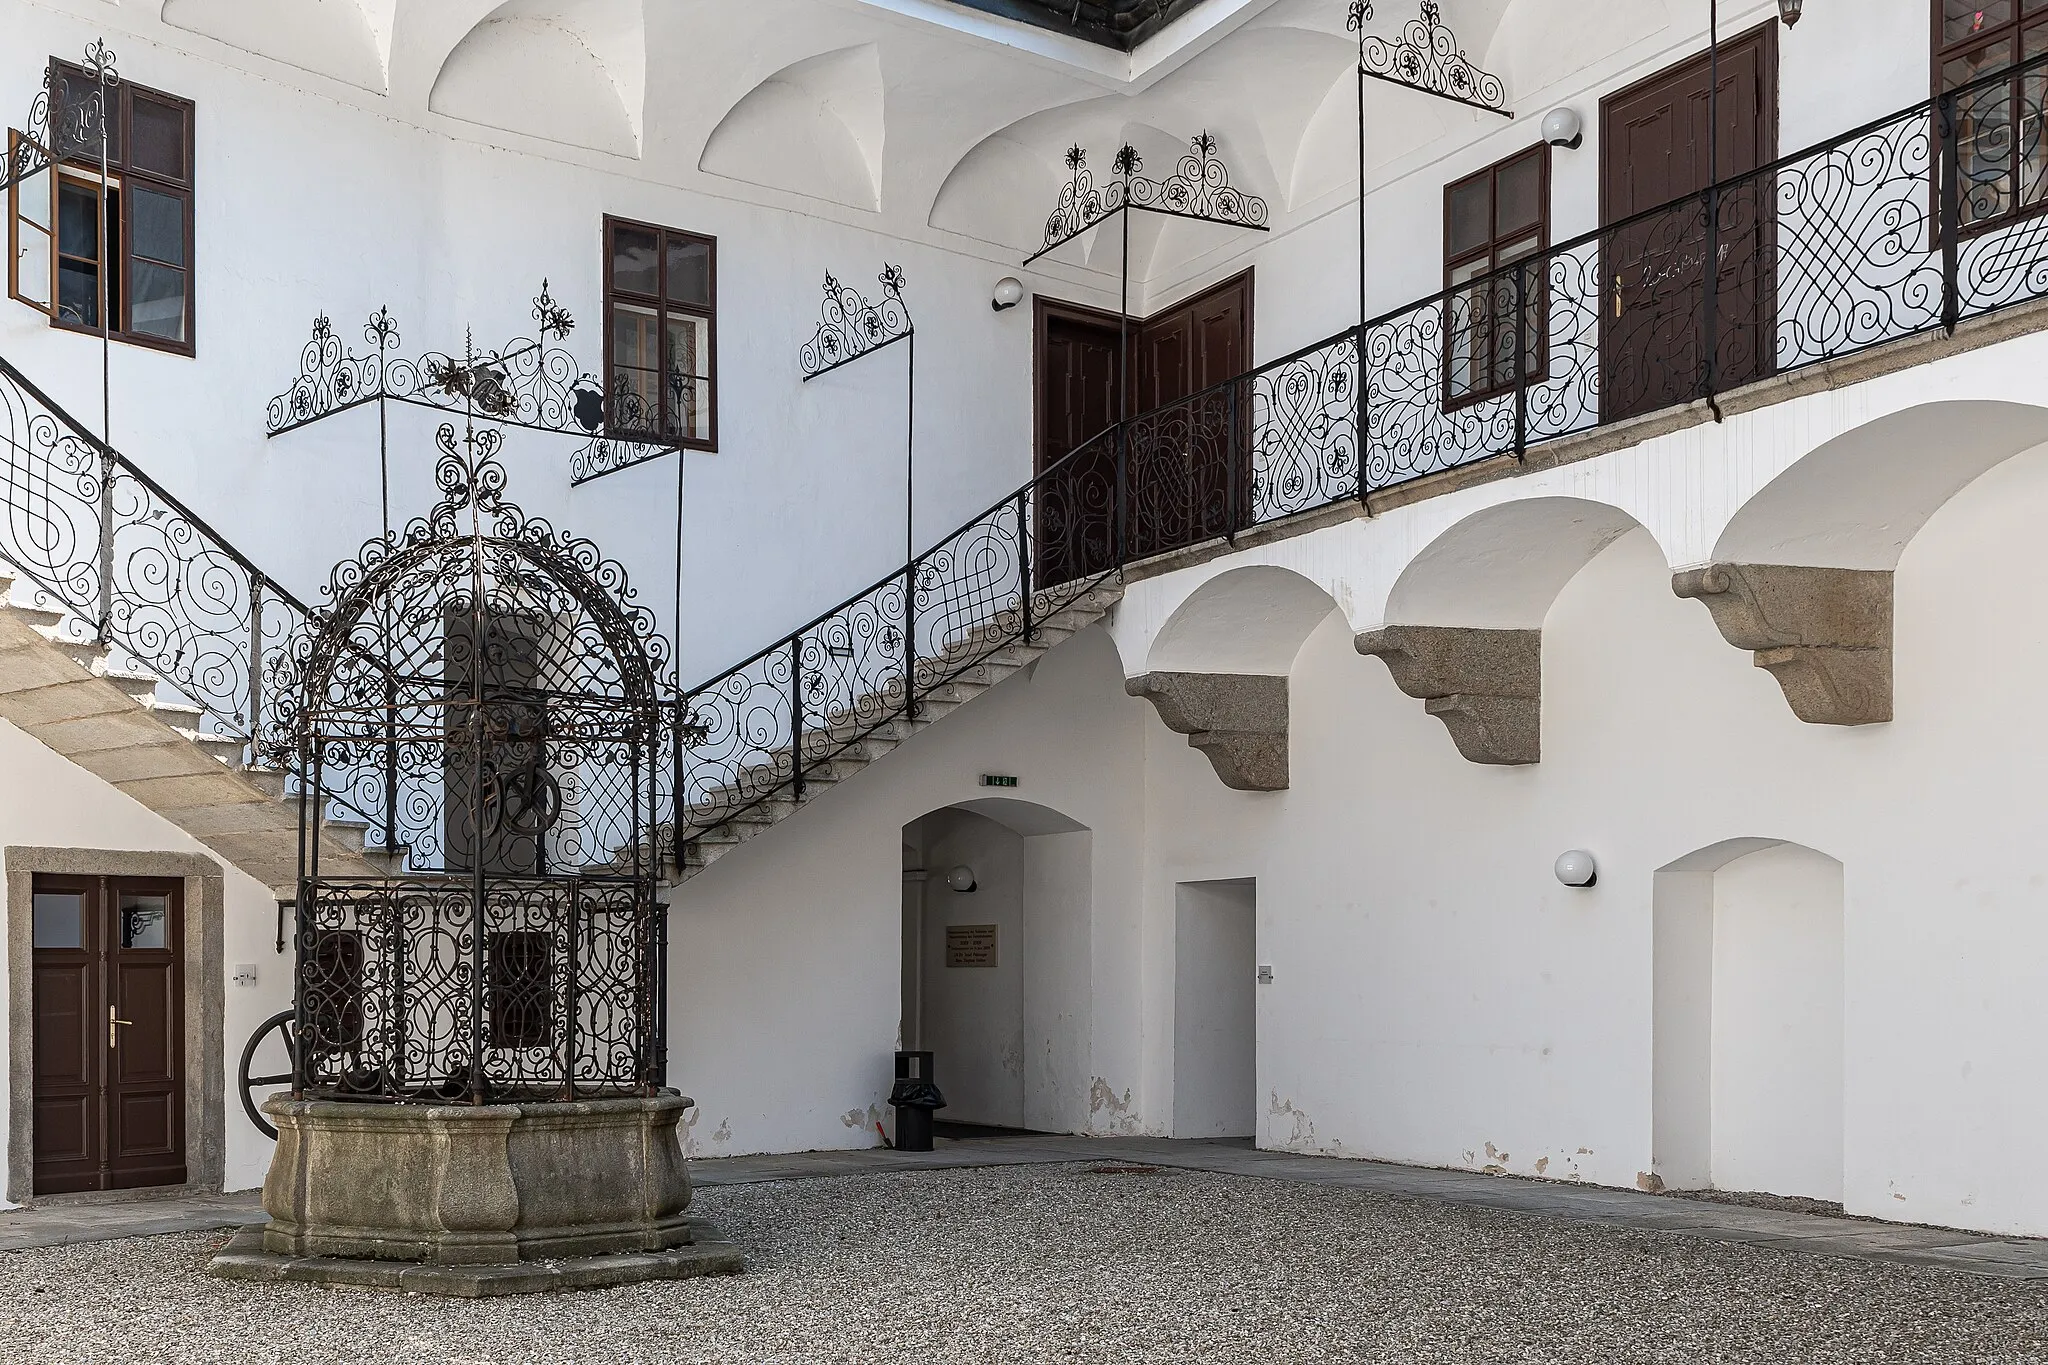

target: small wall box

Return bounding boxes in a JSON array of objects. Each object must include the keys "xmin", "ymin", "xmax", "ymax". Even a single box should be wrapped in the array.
[{"xmin": 981, "ymin": 774, "xmax": 1019, "ymax": 788}]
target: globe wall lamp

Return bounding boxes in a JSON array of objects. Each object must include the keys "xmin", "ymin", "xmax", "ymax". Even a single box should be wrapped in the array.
[
  {"xmin": 1554, "ymin": 850, "xmax": 1598, "ymax": 889},
  {"xmin": 991, "ymin": 278, "xmax": 1026, "ymax": 312},
  {"xmin": 1542, "ymin": 107, "xmax": 1583, "ymax": 150},
  {"xmin": 946, "ymin": 865, "xmax": 979, "ymax": 893}
]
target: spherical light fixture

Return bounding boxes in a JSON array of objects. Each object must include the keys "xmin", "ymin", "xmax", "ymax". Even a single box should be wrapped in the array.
[
  {"xmin": 991, "ymin": 278, "xmax": 1026, "ymax": 313},
  {"xmin": 1777, "ymin": 0, "xmax": 1802, "ymax": 26},
  {"xmin": 945, "ymin": 865, "xmax": 978, "ymax": 893},
  {"xmin": 1554, "ymin": 850, "xmax": 1598, "ymax": 889},
  {"xmin": 1541, "ymin": 107, "xmax": 1584, "ymax": 151}
]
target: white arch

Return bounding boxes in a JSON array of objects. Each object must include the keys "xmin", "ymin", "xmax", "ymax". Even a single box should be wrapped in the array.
[
  {"xmin": 429, "ymin": 0, "xmax": 645, "ymax": 157},
  {"xmin": 163, "ymin": 0, "xmax": 395, "ymax": 92},
  {"xmin": 1713, "ymin": 400, "xmax": 2048, "ymax": 570},
  {"xmin": 1146, "ymin": 564, "xmax": 1342, "ymax": 675},
  {"xmin": 1385, "ymin": 495, "xmax": 1650, "ymax": 628},
  {"xmin": 700, "ymin": 45, "xmax": 886, "ymax": 212}
]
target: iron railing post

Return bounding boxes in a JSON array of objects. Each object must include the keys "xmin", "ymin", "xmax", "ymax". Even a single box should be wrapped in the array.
[
  {"xmin": 1700, "ymin": 183, "xmax": 1721, "ymax": 409},
  {"xmin": 1115, "ymin": 423, "xmax": 1130, "ymax": 566},
  {"xmin": 1939, "ymin": 90, "xmax": 1962, "ymax": 335},
  {"xmin": 560, "ymin": 879, "xmax": 579, "ymax": 1102},
  {"xmin": 902, "ymin": 562, "xmax": 918, "ymax": 720},
  {"xmin": 1356, "ymin": 324, "xmax": 1371, "ymax": 510},
  {"xmin": 1226, "ymin": 379, "xmax": 1242, "ymax": 539},
  {"xmin": 1513, "ymin": 264, "xmax": 1530, "ymax": 462},
  {"xmin": 1016, "ymin": 491, "xmax": 1033, "ymax": 643},
  {"xmin": 95, "ymin": 449, "xmax": 114, "ymax": 642},
  {"xmin": 789, "ymin": 636, "xmax": 806, "ymax": 801},
  {"xmin": 246, "ymin": 574, "xmax": 265, "ymax": 747}
]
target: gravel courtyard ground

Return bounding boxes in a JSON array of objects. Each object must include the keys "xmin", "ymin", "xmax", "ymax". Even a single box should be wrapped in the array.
[{"xmin": 3, "ymin": 1163, "xmax": 2047, "ymax": 1364}]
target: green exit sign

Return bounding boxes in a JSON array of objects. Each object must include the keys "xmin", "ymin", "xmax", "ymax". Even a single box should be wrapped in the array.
[{"xmin": 981, "ymin": 774, "xmax": 1019, "ymax": 788}]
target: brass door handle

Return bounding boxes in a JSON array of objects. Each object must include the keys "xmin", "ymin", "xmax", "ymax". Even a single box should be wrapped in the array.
[{"xmin": 109, "ymin": 1006, "xmax": 133, "ymax": 1048}]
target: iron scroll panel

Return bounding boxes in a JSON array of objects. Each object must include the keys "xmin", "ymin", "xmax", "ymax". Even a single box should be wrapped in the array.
[
  {"xmin": 263, "ymin": 284, "xmax": 681, "ymax": 487},
  {"xmin": 1028, "ymin": 135, "xmax": 1270, "ymax": 265},
  {"xmin": 800, "ymin": 266, "xmax": 913, "ymax": 380},
  {"xmin": 1349, "ymin": 2, "xmax": 1513, "ymax": 119},
  {"xmin": 295, "ymin": 877, "xmax": 661, "ymax": 1102}
]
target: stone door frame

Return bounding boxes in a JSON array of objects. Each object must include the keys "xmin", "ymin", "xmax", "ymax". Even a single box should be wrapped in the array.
[{"xmin": 7, "ymin": 847, "xmax": 225, "ymax": 1203}]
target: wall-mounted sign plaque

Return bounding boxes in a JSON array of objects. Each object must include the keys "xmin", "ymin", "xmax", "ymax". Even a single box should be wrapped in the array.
[{"xmin": 946, "ymin": 924, "xmax": 998, "ymax": 969}]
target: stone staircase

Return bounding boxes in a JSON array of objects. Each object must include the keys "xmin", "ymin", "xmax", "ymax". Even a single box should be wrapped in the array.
[
  {"xmin": 673, "ymin": 581, "xmax": 1121, "ymax": 881},
  {"xmin": 0, "ymin": 568, "xmax": 386, "ymax": 897}
]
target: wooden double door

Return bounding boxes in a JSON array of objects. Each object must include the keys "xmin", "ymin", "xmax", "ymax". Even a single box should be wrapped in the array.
[
  {"xmin": 1034, "ymin": 271, "xmax": 1252, "ymax": 584},
  {"xmin": 31, "ymin": 875, "xmax": 186, "ymax": 1195},
  {"xmin": 1601, "ymin": 23, "xmax": 1778, "ymax": 422}
]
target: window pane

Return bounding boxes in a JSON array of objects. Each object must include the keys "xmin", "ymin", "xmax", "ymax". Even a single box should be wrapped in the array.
[
  {"xmin": 1495, "ymin": 155, "xmax": 1543, "ymax": 236},
  {"xmin": 1956, "ymin": 53, "xmax": 2018, "ymax": 223},
  {"xmin": 51, "ymin": 67, "xmax": 120, "ymax": 162},
  {"xmin": 130, "ymin": 96, "xmax": 187, "ymax": 180},
  {"xmin": 665, "ymin": 313, "xmax": 710, "ymax": 381},
  {"xmin": 610, "ymin": 301, "xmax": 660, "ymax": 434},
  {"xmin": 119, "ymin": 892, "xmax": 169, "ymax": 949},
  {"xmin": 610, "ymin": 224, "xmax": 658, "ymax": 296},
  {"xmin": 130, "ymin": 261, "xmax": 188, "ymax": 342},
  {"xmin": 666, "ymin": 238, "xmax": 711, "ymax": 306},
  {"xmin": 130, "ymin": 184, "xmax": 184, "ymax": 266},
  {"xmin": 57, "ymin": 179, "xmax": 100, "ymax": 259},
  {"xmin": 57, "ymin": 259, "xmax": 98, "ymax": 326},
  {"xmin": 1946, "ymin": 38, "xmax": 2015, "ymax": 92},
  {"xmin": 1447, "ymin": 177, "xmax": 1490, "ymax": 259},
  {"xmin": 665, "ymin": 376, "xmax": 712, "ymax": 443},
  {"xmin": 1947, "ymin": 1, "xmax": 2014, "ymax": 46},
  {"xmin": 33, "ymin": 893, "xmax": 82, "ymax": 949}
]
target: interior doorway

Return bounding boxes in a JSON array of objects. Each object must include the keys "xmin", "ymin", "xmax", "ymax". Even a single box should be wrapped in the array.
[
  {"xmin": 1653, "ymin": 840, "xmax": 1844, "ymax": 1202},
  {"xmin": 900, "ymin": 800, "xmax": 1092, "ymax": 1135},
  {"xmin": 1032, "ymin": 271, "xmax": 1254, "ymax": 583},
  {"xmin": 1172, "ymin": 879, "xmax": 1255, "ymax": 1139},
  {"xmin": 1600, "ymin": 23, "xmax": 1777, "ymax": 422},
  {"xmin": 31, "ymin": 874, "xmax": 187, "ymax": 1195}
]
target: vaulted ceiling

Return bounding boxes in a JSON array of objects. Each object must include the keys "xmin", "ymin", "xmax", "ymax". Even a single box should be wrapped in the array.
[{"xmin": 107, "ymin": 0, "xmax": 1670, "ymax": 290}]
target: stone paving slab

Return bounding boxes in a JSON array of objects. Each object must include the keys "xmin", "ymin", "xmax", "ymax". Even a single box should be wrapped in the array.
[{"xmin": 0, "ymin": 1190, "xmax": 263, "ymax": 1251}]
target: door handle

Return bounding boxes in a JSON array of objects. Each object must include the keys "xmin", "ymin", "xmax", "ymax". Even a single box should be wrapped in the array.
[{"xmin": 109, "ymin": 1005, "xmax": 133, "ymax": 1049}]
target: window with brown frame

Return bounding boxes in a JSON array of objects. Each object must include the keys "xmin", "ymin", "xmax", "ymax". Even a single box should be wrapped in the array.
[
  {"xmin": 1443, "ymin": 144, "xmax": 1548, "ymax": 407},
  {"xmin": 603, "ymin": 215, "xmax": 716, "ymax": 449},
  {"xmin": 7, "ymin": 59, "xmax": 195, "ymax": 353},
  {"xmin": 1937, "ymin": 1, "xmax": 2048, "ymax": 229}
]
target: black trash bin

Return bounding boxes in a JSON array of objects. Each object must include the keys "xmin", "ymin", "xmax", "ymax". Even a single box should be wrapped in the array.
[{"xmin": 889, "ymin": 1050, "xmax": 945, "ymax": 1152}]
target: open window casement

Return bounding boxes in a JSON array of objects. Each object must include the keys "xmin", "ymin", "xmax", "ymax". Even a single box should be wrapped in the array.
[{"xmin": 7, "ymin": 129, "xmax": 55, "ymax": 316}]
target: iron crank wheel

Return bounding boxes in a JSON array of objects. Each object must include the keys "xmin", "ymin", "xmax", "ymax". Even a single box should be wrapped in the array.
[{"xmin": 238, "ymin": 1009, "xmax": 299, "ymax": 1140}]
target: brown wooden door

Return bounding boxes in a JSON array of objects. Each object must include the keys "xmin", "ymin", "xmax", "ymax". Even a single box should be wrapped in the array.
[
  {"xmin": 1034, "ymin": 302, "xmax": 1124, "ymax": 586},
  {"xmin": 1601, "ymin": 24, "xmax": 1777, "ymax": 422},
  {"xmin": 32, "ymin": 875, "xmax": 185, "ymax": 1195},
  {"xmin": 1127, "ymin": 271, "xmax": 1253, "ymax": 560}
]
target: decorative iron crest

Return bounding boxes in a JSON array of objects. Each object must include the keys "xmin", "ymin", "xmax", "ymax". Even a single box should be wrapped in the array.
[
  {"xmin": 799, "ymin": 265, "xmax": 914, "ymax": 380},
  {"xmin": 264, "ymin": 282, "xmax": 673, "ymax": 485},
  {"xmin": 1350, "ymin": 1, "xmax": 1511, "ymax": 118},
  {"xmin": 1027, "ymin": 132, "xmax": 1270, "ymax": 264},
  {"xmin": 3, "ymin": 41, "xmax": 119, "ymax": 196}
]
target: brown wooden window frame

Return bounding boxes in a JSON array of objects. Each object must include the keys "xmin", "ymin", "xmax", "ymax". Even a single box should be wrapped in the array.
[
  {"xmin": 1441, "ymin": 143, "xmax": 1550, "ymax": 412},
  {"xmin": 602, "ymin": 214, "xmax": 717, "ymax": 451},
  {"xmin": 7, "ymin": 59, "xmax": 197, "ymax": 356},
  {"xmin": 1935, "ymin": 0, "xmax": 2048, "ymax": 235}
]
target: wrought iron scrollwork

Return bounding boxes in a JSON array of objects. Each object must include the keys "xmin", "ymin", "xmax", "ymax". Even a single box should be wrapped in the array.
[
  {"xmin": 799, "ymin": 266, "xmax": 914, "ymax": 380},
  {"xmin": 1028, "ymin": 133, "xmax": 1270, "ymax": 263},
  {"xmin": 3, "ymin": 41, "xmax": 119, "ymax": 205},
  {"xmin": 264, "ymin": 282, "xmax": 673, "ymax": 486},
  {"xmin": 1350, "ymin": 1, "xmax": 1511, "ymax": 118},
  {"xmin": 273, "ymin": 422, "xmax": 672, "ymax": 1103}
]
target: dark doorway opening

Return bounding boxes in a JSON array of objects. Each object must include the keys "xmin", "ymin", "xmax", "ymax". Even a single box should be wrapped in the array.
[
  {"xmin": 1032, "ymin": 270, "xmax": 1253, "ymax": 584},
  {"xmin": 1600, "ymin": 23, "xmax": 1778, "ymax": 422},
  {"xmin": 31, "ymin": 874, "xmax": 186, "ymax": 1195}
]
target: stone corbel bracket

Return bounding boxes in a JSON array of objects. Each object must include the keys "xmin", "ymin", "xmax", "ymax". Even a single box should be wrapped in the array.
[
  {"xmin": 1354, "ymin": 625, "xmax": 1541, "ymax": 765},
  {"xmin": 1125, "ymin": 672, "xmax": 1288, "ymax": 791},
  {"xmin": 1671, "ymin": 564, "xmax": 1892, "ymax": 726}
]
